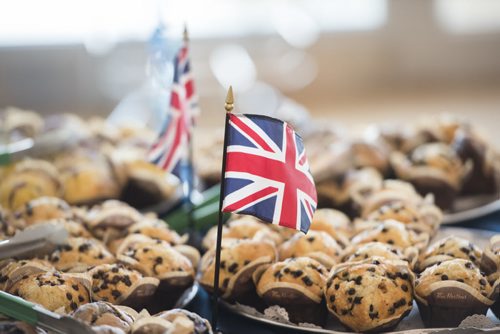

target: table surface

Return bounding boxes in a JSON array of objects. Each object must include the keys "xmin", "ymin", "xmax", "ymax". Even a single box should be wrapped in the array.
[{"xmin": 186, "ymin": 210, "xmax": 500, "ymax": 334}]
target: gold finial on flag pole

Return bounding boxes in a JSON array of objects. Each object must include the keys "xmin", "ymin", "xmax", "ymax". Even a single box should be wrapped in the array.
[
  {"xmin": 183, "ymin": 23, "xmax": 189, "ymax": 42},
  {"xmin": 225, "ymin": 86, "xmax": 234, "ymax": 113}
]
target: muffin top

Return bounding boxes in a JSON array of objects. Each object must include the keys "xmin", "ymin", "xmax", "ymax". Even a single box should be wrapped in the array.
[
  {"xmin": 415, "ymin": 259, "xmax": 494, "ymax": 298},
  {"xmin": 199, "ymin": 239, "xmax": 276, "ymax": 293},
  {"xmin": 324, "ymin": 258, "xmax": 414, "ymax": 332},
  {"xmin": 85, "ymin": 200, "xmax": 142, "ymax": 233},
  {"xmin": 341, "ymin": 242, "xmax": 412, "ymax": 264},
  {"xmin": 8, "ymin": 271, "xmax": 91, "ymax": 313},
  {"xmin": 350, "ymin": 220, "xmax": 418, "ymax": 249},
  {"xmin": 155, "ymin": 309, "xmax": 213, "ymax": 334},
  {"xmin": 12, "ymin": 197, "xmax": 72, "ymax": 227},
  {"xmin": 255, "ymin": 257, "xmax": 327, "ymax": 304},
  {"xmin": 117, "ymin": 235, "xmax": 194, "ymax": 279},
  {"xmin": 72, "ymin": 301, "xmax": 136, "ymax": 331},
  {"xmin": 128, "ymin": 219, "xmax": 186, "ymax": 246},
  {"xmin": 278, "ymin": 230, "xmax": 342, "ymax": 268},
  {"xmin": 0, "ymin": 259, "xmax": 54, "ymax": 291},
  {"xmin": 88, "ymin": 263, "xmax": 158, "ymax": 304},
  {"xmin": 417, "ymin": 236, "xmax": 482, "ymax": 271},
  {"xmin": 48, "ymin": 237, "xmax": 115, "ymax": 272},
  {"xmin": 310, "ymin": 209, "xmax": 351, "ymax": 246}
]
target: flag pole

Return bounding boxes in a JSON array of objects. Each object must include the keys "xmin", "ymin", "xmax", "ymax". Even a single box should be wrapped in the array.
[
  {"xmin": 183, "ymin": 24, "xmax": 197, "ymax": 246},
  {"xmin": 211, "ymin": 86, "xmax": 233, "ymax": 331}
]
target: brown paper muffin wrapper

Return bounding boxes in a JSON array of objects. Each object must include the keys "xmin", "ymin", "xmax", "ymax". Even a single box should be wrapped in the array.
[
  {"xmin": 146, "ymin": 274, "xmax": 194, "ymax": 313},
  {"xmin": 115, "ymin": 277, "xmax": 159, "ymax": 311},
  {"xmin": 480, "ymin": 235, "xmax": 500, "ymax": 280},
  {"xmin": 260, "ymin": 286, "xmax": 326, "ymax": 326},
  {"xmin": 415, "ymin": 280, "xmax": 499, "ymax": 328}
]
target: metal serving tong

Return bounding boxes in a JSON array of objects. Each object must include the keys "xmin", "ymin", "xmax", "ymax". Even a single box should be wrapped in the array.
[
  {"xmin": 0, "ymin": 223, "xmax": 69, "ymax": 260},
  {"xmin": 0, "ymin": 291, "xmax": 94, "ymax": 334}
]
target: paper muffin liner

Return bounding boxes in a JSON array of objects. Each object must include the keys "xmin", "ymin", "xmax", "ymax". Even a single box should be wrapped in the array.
[
  {"xmin": 480, "ymin": 235, "xmax": 500, "ymax": 283},
  {"xmin": 114, "ymin": 277, "xmax": 159, "ymax": 311},
  {"xmin": 414, "ymin": 279, "xmax": 500, "ymax": 327}
]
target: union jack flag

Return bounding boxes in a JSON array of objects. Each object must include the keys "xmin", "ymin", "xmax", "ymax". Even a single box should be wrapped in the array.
[
  {"xmin": 221, "ymin": 113, "xmax": 317, "ymax": 233},
  {"xmin": 148, "ymin": 39, "xmax": 199, "ymax": 175}
]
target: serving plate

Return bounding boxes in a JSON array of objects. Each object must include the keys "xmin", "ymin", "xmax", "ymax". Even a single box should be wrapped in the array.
[
  {"xmin": 443, "ymin": 195, "xmax": 500, "ymax": 225},
  {"xmin": 220, "ymin": 227, "xmax": 500, "ymax": 333}
]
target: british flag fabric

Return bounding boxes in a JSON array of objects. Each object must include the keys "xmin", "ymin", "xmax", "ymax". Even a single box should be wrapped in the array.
[
  {"xmin": 221, "ymin": 113, "xmax": 317, "ymax": 233},
  {"xmin": 148, "ymin": 40, "xmax": 199, "ymax": 175}
]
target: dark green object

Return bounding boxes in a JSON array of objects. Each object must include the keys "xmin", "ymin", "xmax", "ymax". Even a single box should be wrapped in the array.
[
  {"xmin": 0, "ymin": 291, "xmax": 37, "ymax": 325},
  {"xmin": 165, "ymin": 184, "xmax": 229, "ymax": 232},
  {"xmin": 0, "ymin": 152, "xmax": 10, "ymax": 166}
]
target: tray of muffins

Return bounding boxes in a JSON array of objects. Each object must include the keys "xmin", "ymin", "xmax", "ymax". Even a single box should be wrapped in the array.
[
  {"xmin": 0, "ymin": 196, "xmax": 212, "ymax": 333},
  {"xmin": 196, "ymin": 178, "xmax": 499, "ymax": 333},
  {"xmin": 0, "ymin": 108, "xmax": 184, "ymax": 217},
  {"xmin": 194, "ymin": 114, "xmax": 500, "ymax": 225}
]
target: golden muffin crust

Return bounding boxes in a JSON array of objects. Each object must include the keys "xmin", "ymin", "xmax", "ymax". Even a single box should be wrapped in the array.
[
  {"xmin": 351, "ymin": 220, "xmax": 426, "ymax": 249},
  {"xmin": 89, "ymin": 264, "xmax": 151, "ymax": 303},
  {"xmin": 324, "ymin": 258, "xmax": 414, "ymax": 332},
  {"xmin": 256, "ymin": 257, "xmax": 327, "ymax": 304},
  {"xmin": 48, "ymin": 237, "xmax": 115, "ymax": 272},
  {"xmin": 12, "ymin": 197, "xmax": 72, "ymax": 226},
  {"xmin": 310, "ymin": 208, "xmax": 351, "ymax": 246},
  {"xmin": 341, "ymin": 242, "xmax": 413, "ymax": 264},
  {"xmin": 0, "ymin": 173, "xmax": 59, "ymax": 211},
  {"xmin": 199, "ymin": 239, "xmax": 276, "ymax": 293},
  {"xmin": 415, "ymin": 259, "xmax": 494, "ymax": 298},
  {"xmin": 417, "ymin": 236, "xmax": 482, "ymax": 272},
  {"xmin": 8, "ymin": 271, "xmax": 91, "ymax": 313},
  {"xmin": 117, "ymin": 235, "xmax": 194, "ymax": 279},
  {"xmin": 278, "ymin": 230, "xmax": 342, "ymax": 268},
  {"xmin": 128, "ymin": 219, "xmax": 186, "ymax": 245}
]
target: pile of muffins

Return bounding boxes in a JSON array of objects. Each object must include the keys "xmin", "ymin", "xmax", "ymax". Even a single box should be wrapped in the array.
[
  {"xmin": 195, "ymin": 114, "xmax": 500, "ymax": 211},
  {"xmin": 0, "ymin": 197, "xmax": 211, "ymax": 334},
  {"xmin": 198, "ymin": 179, "xmax": 500, "ymax": 332},
  {"xmin": 0, "ymin": 108, "xmax": 178, "ymax": 211}
]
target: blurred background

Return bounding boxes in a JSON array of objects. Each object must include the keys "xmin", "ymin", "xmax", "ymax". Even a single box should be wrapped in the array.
[{"xmin": 0, "ymin": 0, "xmax": 499, "ymax": 141}]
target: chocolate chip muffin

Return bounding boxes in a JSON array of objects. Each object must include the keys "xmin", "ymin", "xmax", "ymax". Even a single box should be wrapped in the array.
[
  {"xmin": 341, "ymin": 242, "xmax": 417, "ymax": 268},
  {"xmin": 391, "ymin": 143, "xmax": 472, "ymax": 209},
  {"xmin": 88, "ymin": 263, "xmax": 159, "ymax": 308},
  {"xmin": 155, "ymin": 309, "xmax": 213, "ymax": 334},
  {"xmin": 350, "ymin": 140, "xmax": 390, "ymax": 175},
  {"xmin": 72, "ymin": 301, "xmax": 136, "ymax": 332},
  {"xmin": 121, "ymin": 160, "xmax": 177, "ymax": 209},
  {"xmin": 417, "ymin": 236, "xmax": 483, "ymax": 272},
  {"xmin": 310, "ymin": 208, "xmax": 351, "ymax": 247},
  {"xmin": 8, "ymin": 271, "xmax": 91, "ymax": 313},
  {"xmin": 365, "ymin": 201, "xmax": 441, "ymax": 234},
  {"xmin": 48, "ymin": 237, "xmax": 115, "ymax": 272},
  {"xmin": 254, "ymin": 257, "xmax": 327, "ymax": 325},
  {"xmin": 85, "ymin": 200, "xmax": 143, "ymax": 242},
  {"xmin": 199, "ymin": 239, "xmax": 276, "ymax": 301},
  {"xmin": 351, "ymin": 220, "xmax": 428, "ymax": 251},
  {"xmin": 415, "ymin": 259, "xmax": 499, "ymax": 327},
  {"xmin": 0, "ymin": 259, "xmax": 54, "ymax": 291},
  {"xmin": 12, "ymin": 197, "xmax": 72, "ymax": 227},
  {"xmin": 324, "ymin": 258, "xmax": 414, "ymax": 332},
  {"xmin": 127, "ymin": 218, "xmax": 187, "ymax": 246},
  {"xmin": 278, "ymin": 230, "xmax": 342, "ymax": 268}
]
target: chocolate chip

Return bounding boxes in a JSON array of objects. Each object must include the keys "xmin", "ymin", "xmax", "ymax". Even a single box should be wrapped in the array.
[
  {"xmin": 479, "ymin": 279, "xmax": 487, "ymax": 286},
  {"xmin": 70, "ymin": 302, "xmax": 78, "ymax": 310},
  {"xmin": 143, "ymin": 248, "xmax": 149, "ymax": 253},
  {"xmin": 334, "ymin": 283, "xmax": 340, "ymax": 290},
  {"xmin": 66, "ymin": 292, "xmax": 73, "ymax": 300},
  {"xmin": 401, "ymin": 284, "xmax": 408, "ymax": 292},
  {"xmin": 78, "ymin": 243, "xmax": 90, "ymax": 253},
  {"xmin": 460, "ymin": 247, "xmax": 470, "ymax": 254},
  {"xmin": 155, "ymin": 256, "xmax": 163, "ymax": 264},
  {"xmin": 123, "ymin": 276, "xmax": 132, "ymax": 287},
  {"xmin": 388, "ymin": 307, "xmax": 395, "ymax": 315},
  {"xmin": 353, "ymin": 296, "xmax": 363, "ymax": 304},
  {"xmin": 465, "ymin": 262, "xmax": 473, "ymax": 269},
  {"xmin": 111, "ymin": 290, "xmax": 122, "ymax": 298},
  {"xmin": 387, "ymin": 239, "xmax": 394, "ymax": 245},
  {"xmin": 469, "ymin": 255, "xmax": 476, "ymax": 262},
  {"xmin": 372, "ymin": 260, "xmax": 380, "ymax": 265},
  {"xmin": 302, "ymin": 276, "xmax": 313, "ymax": 286},
  {"xmin": 367, "ymin": 267, "xmax": 376, "ymax": 272},
  {"xmin": 307, "ymin": 236, "xmax": 315, "ymax": 242},
  {"xmin": 354, "ymin": 276, "xmax": 362, "ymax": 285},
  {"xmin": 341, "ymin": 309, "xmax": 349, "ymax": 316},
  {"xmin": 329, "ymin": 295, "xmax": 335, "ymax": 302},
  {"xmin": 93, "ymin": 286, "xmax": 100, "ymax": 293},
  {"xmin": 220, "ymin": 261, "xmax": 226, "ymax": 269},
  {"xmin": 369, "ymin": 304, "xmax": 374, "ymax": 312},
  {"xmin": 97, "ymin": 253, "xmax": 104, "ymax": 260},
  {"xmin": 244, "ymin": 260, "xmax": 250, "ymax": 265},
  {"xmin": 347, "ymin": 288, "xmax": 355, "ymax": 295},
  {"xmin": 274, "ymin": 271, "xmax": 282, "ymax": 279},
  {"xmin": 369, "ymin": 312, "xmax": 379, "ymax": 320},
  {"xmin": 228, "ymin": 263, "xmax": 238, "ymax": 273},
  {"xmin": 111, "ymin": 267, "xmax": 119, "ymax": 273},
  {"xmin": 78, "ymin": 295, "xmax": 84, "ymax": 302},
  {"xmin": 441, "ymin": 275, "xmax": 448, "ymax": 281},
  {"xmin": 381, "ymin": 228, "xmax": 388, "ymax": 233},
  {"xmin": 291, "ymin": 270, "xmax": 303, "ymax": 278},
  {"xmin": 222, "ymin": 278, "xmax": 229, "ymax": 288}
]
